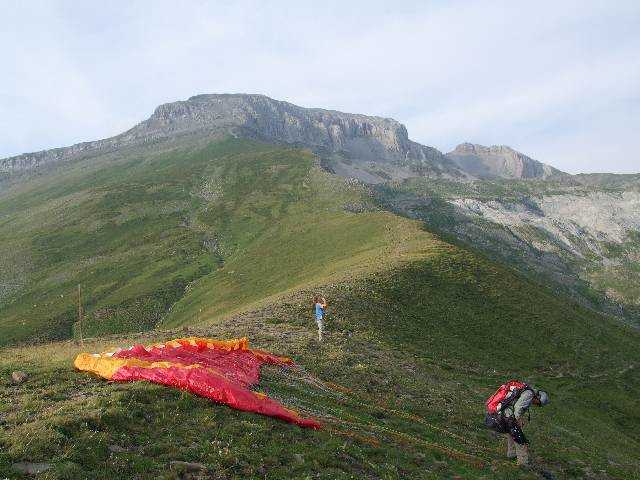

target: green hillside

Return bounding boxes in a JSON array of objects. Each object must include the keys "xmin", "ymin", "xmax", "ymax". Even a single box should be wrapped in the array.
[
  {"xmin": 1, "ymin": 137, "xmax": 639, "ymax": 479},
  {"xmin": 0, "ymin": 137, "xmax": 404, "ymax": 344},
  {"xmin": 1, "ymin": 259, "xmax": 638, "ymax": 479}
]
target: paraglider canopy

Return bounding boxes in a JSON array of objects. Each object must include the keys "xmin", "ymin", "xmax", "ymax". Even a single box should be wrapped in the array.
[{"xmin": 74, "ymin": 337, "xmax": 320, "ymax": 429}]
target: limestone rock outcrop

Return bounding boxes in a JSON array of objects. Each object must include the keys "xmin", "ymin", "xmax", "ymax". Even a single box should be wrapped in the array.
[{"xmin": 446, "ymin": 143, "xmax": 566, "ymax": 180}]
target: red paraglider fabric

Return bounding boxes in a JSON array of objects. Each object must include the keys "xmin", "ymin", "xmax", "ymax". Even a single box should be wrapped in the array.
[{"xmin": 74, "ymin": 337, "xmax": 320, "ymax": 429}]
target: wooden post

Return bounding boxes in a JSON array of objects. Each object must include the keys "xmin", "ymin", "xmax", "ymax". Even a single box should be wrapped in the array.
[{"xmin": 77, "ymin": 284, "xmax": 84, "ymax": 347}]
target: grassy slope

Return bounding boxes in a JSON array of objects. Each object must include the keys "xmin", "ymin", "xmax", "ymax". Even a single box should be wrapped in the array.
[
  {"xmin": 0, "ymin": 137, "xmax": 639, "ymax": 478},
  {"xmin": 0, "ymin": 137, "xmax": 387, "ymax": 345},
  {"xmin": 0, "ymin": 135, "xmax": 440, "ymax": 344},
  {"xmin": 1, "ymin": 263, "xmax": 638, "ymax": 479},
  {"xmin": 0, "ymin": 137, "xmax": 227, "ymax": 344},
  {"xmin": 161, "ymin": 166, "xmax": 432, "ymax": 329}
]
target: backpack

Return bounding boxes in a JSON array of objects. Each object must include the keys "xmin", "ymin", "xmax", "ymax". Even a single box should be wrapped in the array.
[{"xmin": 485, "ymin": 380, "xmax": 529, "ymax": 415}]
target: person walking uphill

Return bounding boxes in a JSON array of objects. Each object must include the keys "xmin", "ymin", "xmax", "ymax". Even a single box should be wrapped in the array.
[
  {"xmin": 484, "ymin": 380, "xmax": 550, "ymax": 466},
  {"xmin": 312, "ymin": 295, "xmax": 327, "ymax": 342}
]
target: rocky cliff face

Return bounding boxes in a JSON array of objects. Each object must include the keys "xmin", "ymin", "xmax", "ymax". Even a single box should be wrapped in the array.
[
  {"xmin": 381, "ymin": 177, "xmax": 640, "ymax": 321},
  {"xmin": 451, "ymin": 190, "xmax": 640, "ymax": 254},
  {"xmin": 0, "ymin": 94, "xmax": 463, "ymax": 179},
  {"xmin": 446, "ymin": 143, "xmax": 565, "ymax": 179}
]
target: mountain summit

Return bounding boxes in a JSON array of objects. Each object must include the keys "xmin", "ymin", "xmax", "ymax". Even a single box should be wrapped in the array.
[
  {"xmin": 446, "ymin": 142, "xmax": 565, "ymax": 180},
  {"xmin": 0, "ymin": 93, "xmax": 462, "ymax": 181}
]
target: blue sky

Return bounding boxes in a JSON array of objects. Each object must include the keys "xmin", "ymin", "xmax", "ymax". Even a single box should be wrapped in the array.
[{"xmin": 1, "ymin": 1, "xmax": 638, "ymax": 173}]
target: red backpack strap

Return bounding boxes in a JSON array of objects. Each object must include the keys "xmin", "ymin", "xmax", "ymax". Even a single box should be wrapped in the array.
[{"xmin": 500, "ymin": 381, "xmax": 531, "ymax": 412}]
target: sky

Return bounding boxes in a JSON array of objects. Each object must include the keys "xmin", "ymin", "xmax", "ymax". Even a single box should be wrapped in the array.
[{"xmin": 1, "ymin": 1, "xmax": 639, "ymax": 174}]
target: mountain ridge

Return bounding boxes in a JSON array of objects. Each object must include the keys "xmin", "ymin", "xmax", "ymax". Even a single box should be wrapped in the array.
[
  {"xmin": 3, "ymin": 94, "xmax": 634, "ymax": 182},
  {"xmin": 0, "ymin": 93, "xmax": 463, "ymax": 180},
  {"xmin": 2, "ymin": 94, "xmax": 638, "ymax": 320}
]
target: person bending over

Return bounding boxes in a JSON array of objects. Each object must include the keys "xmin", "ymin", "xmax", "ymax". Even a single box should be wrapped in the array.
[{"xmin": 485, "ymin": 380, "xmax": 550, "ymax": 466}]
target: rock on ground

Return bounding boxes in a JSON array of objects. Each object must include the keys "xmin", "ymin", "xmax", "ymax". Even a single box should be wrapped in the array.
[
  {"xmin": 12, "ymin": 462, "xmax": 51, "ymax": 474},
  {"xmin": 169, "ymin": 461, "xmax": 208, "ymax": 473},
  {"xmin": 10, "ymin": 371, "xmax": 28, "ymax": 384}
]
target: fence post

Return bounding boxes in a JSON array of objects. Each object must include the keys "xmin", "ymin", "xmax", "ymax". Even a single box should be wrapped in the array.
[{"xmin": 77, "ymin": 284, "xmax": 84, "ymax": 347}]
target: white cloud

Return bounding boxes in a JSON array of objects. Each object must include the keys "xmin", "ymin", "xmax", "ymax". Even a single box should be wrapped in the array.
[{"xmin": 0, "ymin": 0, "xmax": 638, "ymax": 173}]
